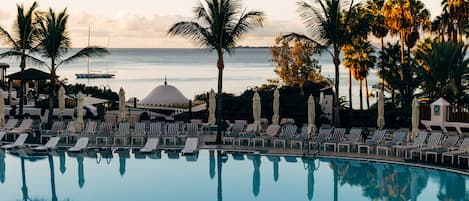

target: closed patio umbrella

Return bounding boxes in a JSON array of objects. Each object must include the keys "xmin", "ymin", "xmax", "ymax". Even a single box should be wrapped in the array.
[
  {"xmin": 208, "ymin": 89, "xmax": 216, "ymax": 125},
  {"xmin": 58, "ymin": 86, "xmax": 65, "ymax": 118},
  {"xmin": 76, "ymin": 92, "xmax": 84, "ymax": 132},
  {"xmin": 411, "ymin": 98, "xmax": 420, "ymax": 141},
  {"xmin": 307, "ymin": 95, "xmax": 316, "ymax": 137},
  {"xmin": 272, "ymin": 89, "xmax": 280, "ymax": 125},
  {"xmin": 253, "ymin": 92, "xmax": 261, "ymax": 133},
  {"xmin": 377, "ymin": 91, "xmax": 385, "ymax": 129},
  {"xmin": 118, "ymin": 87, "xmax": 126, "ymax": 122},
  {"xmin": 0, "ymin": 89, "xmax": 5, "ymax": 127}
]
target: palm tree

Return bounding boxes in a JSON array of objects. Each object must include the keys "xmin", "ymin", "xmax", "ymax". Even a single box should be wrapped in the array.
[
  {"xmin": 36, "ymin": 8, "xmax": 109, "ymax": 127},
  {"xmin": 168, "ymin": 0, "xmax": 264, "ymax": 144},
  {"xmin": 415, "ymin": 40, "xmax": 469, "ymax": 103},
  {"xmin": 365, "ymin": 0, "xmax": 388, "ymax": 92},
  {"xmin": 343, "ymin": 38, "xmax": 376, "ymax": 111},
  {"xmin": 279, "ymin": 0, "xmax": 358, "ymax": 126},
  {"xmin": 0, "ymin": 2, "xmax": 42, "ymax": 117},
  {"xmin": 441, "ymin": 0, "xmax": 469, "ymax": 42}
]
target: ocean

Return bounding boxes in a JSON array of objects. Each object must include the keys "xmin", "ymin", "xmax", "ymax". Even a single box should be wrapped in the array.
[{"xmin": 0, "ymin": 48, "xmax": 379, "ymax": 108}]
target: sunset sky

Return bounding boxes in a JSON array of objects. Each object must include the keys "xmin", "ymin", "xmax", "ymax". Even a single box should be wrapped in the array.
[{"xmin": 0, "ymin": 0, "xmax": 441, "ymax": 48}]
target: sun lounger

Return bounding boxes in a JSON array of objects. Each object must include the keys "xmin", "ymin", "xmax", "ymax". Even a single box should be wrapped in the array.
[
  {"xmin": 33, "ymin": 137, "xmax": 61, "ymax": 151},
  {"xmin": 163, "ymin": 123, "xmax": 180, "ymax": 145},
  {"xmin": 252, "ymin": 124, "xmax": 281, "ymax": 147},
  {"xmin": 376, "ymin": 131, "xmax": 407, "ymax": 156},
  {"xmin": 0, "ymin": 131, "xmax": 6, "ymax": 143},
  {"xmin": 308, "ymin": 128, "xmax": 333, "ymax": 149},
  {"xmin": 114, "ymin": 122, "xmax": 130, "ymax": 145},
  {"xmin": 7, "ymin": 119, "xmax": 33, "ymax": 139},
  {"xmin": 58, "ymin": 121, "xmax": 76, "ymax": 144},
  {"xmin": 409, "ymin": 132, "xmax": 443, "ymax": 160},
  {"xmin": 0, "ymin": 119, "xmax": 18, "ymax": 131},
  {"xmin": 68, "ymin": 137, "xmax": 89, "ymax": 152},
  {"xmin": 273, "ymin": 125, "xmax": 297, "ymax": 149},
  {"xmin": 2, "ymin": 133, "xmax": 28, "ymax": 149},
  {"xmin": 337, "ymin": 128, "xmax": 362, "ymax": 152},
  {"xmin": 95, "ymin": 122, "xmax": 113, "ymax": 145},
  {"xmin": 393, "ymin": 131, "xmax": 428, "ymax": 158},
  {"xmin": 40, "ymin": 121, "xmax": 65, "ymax": 143},
  {"xmin": 323, "ymin": 128, "xmax": 346, "ymax": 152},
  {"xmin": 290, "ymin": 125, "xmax": 309, "ymax": 149},
  {"xmin": 357, "ymin": 129, "xmax": 387, "ymax": 154},
  {"xmin": 181, "ymin": 137, "xmax": 199, "ymax": 154},
  {"xmin": 237, "ymin": 124, "xmax": 256, "ymax": 146},
  {"xmin": 131, "ymin": 122, "xmax": 147, "ymax": 145},
  {"xmin": 140, "ymin": 138, "xmax": 159, "ymax": 153},
  {"xmin": 442, "ymin": 138, "xmax": 469, "ymax": 164},
  {"xmin": 223, "ymin": 122, "xmax": 245, "ymax": 145},
  {"xmin": 424, "ymin": 135, "xmax": 459, "ymax": 162},
  {"xmin": 185, "ymin": 123, "xmax": 199, "ymax": 138}
]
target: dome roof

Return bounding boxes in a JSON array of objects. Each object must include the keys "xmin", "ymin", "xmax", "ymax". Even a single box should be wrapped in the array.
[{"xmin": 139, "ymin": 81, "xmax": 189, "ymax": 108}]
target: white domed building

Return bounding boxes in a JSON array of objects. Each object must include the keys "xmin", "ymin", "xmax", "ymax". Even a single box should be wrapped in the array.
[{"xmin": 136, "ymin": 79, "xmax": 190, "ymax": 110}]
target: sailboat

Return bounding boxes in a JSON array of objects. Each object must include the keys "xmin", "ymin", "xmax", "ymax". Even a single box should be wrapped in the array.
[{"xmin": 75, "ymin": 27, "xmax": 115, "ymax": 79}]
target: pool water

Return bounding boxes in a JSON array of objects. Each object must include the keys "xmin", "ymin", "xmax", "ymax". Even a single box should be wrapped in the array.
[{"xmin": 0, "ymin": 149, "xmax": 468, "ymax": 201}]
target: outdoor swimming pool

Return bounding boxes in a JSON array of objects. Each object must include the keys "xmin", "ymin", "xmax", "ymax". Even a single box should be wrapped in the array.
[{"xmin": 0, "ymin": 150, "xmax": 468, "ymax": 201}]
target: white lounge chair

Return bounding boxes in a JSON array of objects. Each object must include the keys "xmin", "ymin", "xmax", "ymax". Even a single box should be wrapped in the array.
[
  {"xmin": 2, "ymin": 133, "xmax": 28, "ymax": 149},
  {"xmin": 0, "ymin": 119, "xmax": 18, "ymax": 131},
  {"xmin": 140, "ymin": 138, "xmax": 159, "ymax": 153},
  {"xmin": 68, "ymin": 137, "xmax": 89, "ymax": 152},
  {"xmin": 114, "ymin": 122, "xmax": 130, "ymax": 145},
  {"xmin": 7, "ymin": 119, "xmax": 33, "ymax": 139},
  {"xmin": 253, "ymin": 124, "xmax": 281, "ymax": 147},
  {"xmin": 0, "ymin": 131, "xmax": 6, "ymax": 142},
  {"xmin": 163, "ymin": 123, "xmax": 180, "ymax": 145},
  {"xmin": 33, "ymin": 137, "xmax": 61, "ymax": 151},
  {"xmin": 131, "ymin": 122, "xmax": 147, "ymax": 145},
  {"xmin": 181, "ymin": 137, "xmax": 199, "ymax": 154}
]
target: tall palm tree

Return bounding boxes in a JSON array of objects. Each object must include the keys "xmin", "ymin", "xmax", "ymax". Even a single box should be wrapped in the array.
[
  {"xmin": 279, "ymin": 0, "xmax": 358, "ymax": 126},
  {"xmin": 441, "ymin": 0, "xmax": 469, "ymax": 42},
  {"xmin": 168, "ymin": 0, "xmax": 264, "ymax": 144},
  {"xmin": 0, "ymin": 2, "xmax": 42, "ymax": 117},
  {"xmin": 343, "ymin": 38, "xmax": 376, "ymax": 111},
  {"xmin": 365, "ymin": 0, "xmax": 388, "ymax": 92},
  {"xmin": 36, "ymin": 8, "xmax": 109, "ymax": 127}
]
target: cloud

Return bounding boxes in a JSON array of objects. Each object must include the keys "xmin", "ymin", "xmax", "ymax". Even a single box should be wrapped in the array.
[{"xmin": 0, "ymin": 9, "xmax": 306, "ymax": 48}]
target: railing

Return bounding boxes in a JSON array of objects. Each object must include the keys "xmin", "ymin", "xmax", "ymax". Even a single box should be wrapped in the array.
[
  {"xmin": 447, "ymin": 105, "xmax": 469, "ymax": 123},
  {"xmin": 420, "ymin": 104, "xmax": 431, "ymax": 121}
]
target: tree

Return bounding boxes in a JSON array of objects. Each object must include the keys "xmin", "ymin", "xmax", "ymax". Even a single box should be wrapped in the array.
[
  {"xmin": 279, "ymin": 0, "xmax": 358, "ymax": 126},
  {"xmin": 36, "ymin": 8, "xmax": 108, "ymax": 127},
  {"xmin": 415, "ymin": 40, "xmax": 469, "ymax": 103},
  {"xmin": 168, "ymin": 0, "xmax": 264, "ymax": 144},
  {"xmin": 271, "ymin": 39, "xmax": 322, "ymax": 89},
  {"xmin": 441, "ymin": 0, "xmax": 469, "ymax": 42},
  {"xmin": 365, "ymin": 0, "xmax": 388, "ymax": 93},
  {"xmin": 0, "ymin": 2, "xmax": 42, "ymax": 117},
  {"xmin": 343, "ymin": 38, "xmax": 376, "ymax": 111}
]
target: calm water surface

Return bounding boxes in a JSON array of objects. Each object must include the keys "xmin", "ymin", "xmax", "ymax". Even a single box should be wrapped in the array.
[{"xmin": 0, "ymin": 150, "xmax": 467, "ymax": 201}]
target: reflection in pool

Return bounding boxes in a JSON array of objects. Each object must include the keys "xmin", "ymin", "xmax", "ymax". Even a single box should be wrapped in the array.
[{"xmin": 0, "ymin": 149, "xmax": 468, "ymax": 201}]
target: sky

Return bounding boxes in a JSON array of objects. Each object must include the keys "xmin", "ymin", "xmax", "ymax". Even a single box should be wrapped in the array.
[{"xmin": 0, "ymin": 0, "xmax": 442, "ymax": 48}]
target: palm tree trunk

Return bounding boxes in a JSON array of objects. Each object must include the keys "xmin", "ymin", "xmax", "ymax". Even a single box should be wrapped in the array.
[
  {"xmin": 348, "ymin": 69, "xmax": 352, "ymax": 112},
  {"xmin": 333, "ymin": 48, "xmax": 341, "ymax": 127},
  {"xmin": 359, "ymin": 79, "xmax": 363, "ymax": 111},
  {"xmin": 216, "ymin": 49, "xmax": 224, "ymax": 144},
  {"xmin": 365, "ymin": 77, "xmax": 370, "ymax": 110},
  {"xmin": 47, "ymin": 67, "xmax": 56, "ymax": 128},
  {"xmin": 18, "ymin": 50, "xmax": 26, "ymax": 118},
  {"xmin": 399, "ymin": 32, "xmax": 405, "ymax": 64}
]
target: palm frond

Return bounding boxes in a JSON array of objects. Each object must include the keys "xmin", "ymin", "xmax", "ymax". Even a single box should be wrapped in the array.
[
  {"xmin": 227, "ymin": 10, "xmax": 265, "ymax": 49},
  {"xmin": 0, "ymin": 50, "xmax": 46, "ymax": 67},
  {"xmin": 0, "ymin": 27, "xmax": 19, "ymax": 49},
  {"xmin": 168, "ymin": 21, "xmax": 214, "ymax": 48},
  {"xmin": 57, "ymin": 46, "xmax": 109, "ymax": 67}
]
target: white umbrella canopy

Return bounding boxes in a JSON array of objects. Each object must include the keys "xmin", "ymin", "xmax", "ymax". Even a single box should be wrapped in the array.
[
  {"xmin": 208, "ymin": 89, "xmax": 216, "ymax": 125},
  {"xmin": 411, "ymin": 97, "xmax": 420, "ymax": 141},
  {"xmin": 253, "ymin": 92, "xmax": 261, "ymax": 133},
  {"xmin": 377, "ymin": 91, "xmax": 385, "ymax": 129},
  {"xmin": 58, "ymin": 86, "xmax": 65, "ymax": 118},
  {"xmin": 0, "ymin": 89, "xmax": 4, "ymax": 127},
  {"xmin": 272, "ymin": 89, "xmax": 280, "ymax": 125},
  {"xmin": 76, "ymin": 92, "xmax": 84, "ymax": 132},
  {"xmin": 307, "ymin": 95, "xmax": 316, "ymax": 137},
  {"xmin": 118, "ymin": 87, "xmax": 126, "ymax": 122}
]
